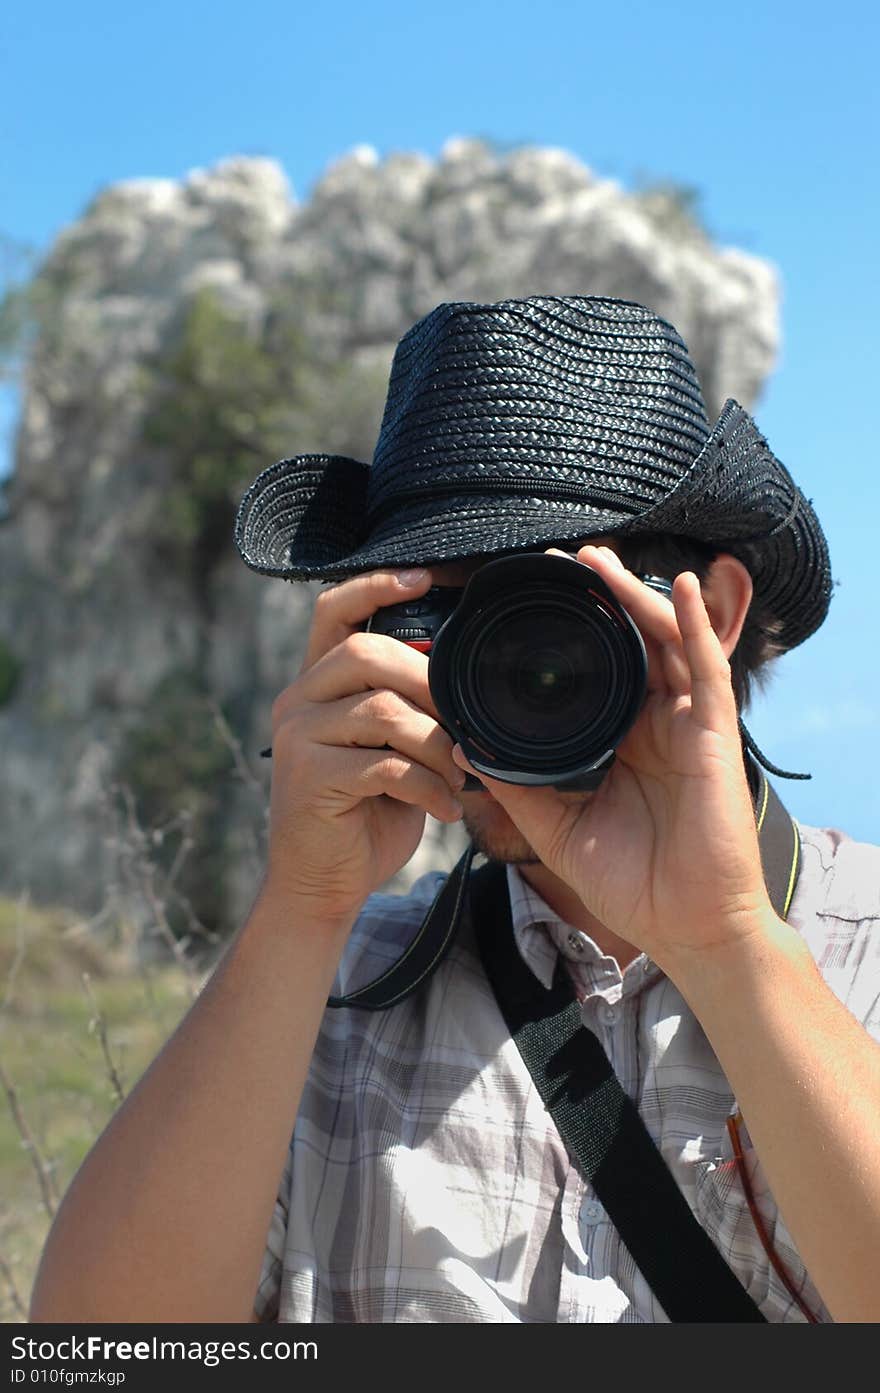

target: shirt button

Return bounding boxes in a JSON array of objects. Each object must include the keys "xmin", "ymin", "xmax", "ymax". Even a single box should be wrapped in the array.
[
  {"xmin": 601, "ymin": 1002, "xmax": 619, "ymax": 1025},
  {"xmin": 566, "ymin": 931, "xmax": 586, "ymax": 957},
  {"xmin": 582, "ymin": 1200, "xmax": 604, "ymax": 1224}
]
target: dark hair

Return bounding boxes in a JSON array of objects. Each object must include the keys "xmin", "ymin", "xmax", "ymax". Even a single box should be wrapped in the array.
[{"xmin": 612, "ymin": 534, "xmax": 785, "ymax": 711}]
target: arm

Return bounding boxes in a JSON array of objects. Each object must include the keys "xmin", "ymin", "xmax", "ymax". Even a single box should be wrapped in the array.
[
  {"xmin": 668, "ymin": 912, "xmax": 880, "ymax": 1325},
  {"xmin": 30, "ymin": 566, "xmax": 462, "ymax": 1322},
  {"xmin": 30, "ymin": 888, "xmax": 354, "ymax": 1323},
  {"xmin": 453, "ymin": 544, "xmax": 880, "ymax": 1323}
]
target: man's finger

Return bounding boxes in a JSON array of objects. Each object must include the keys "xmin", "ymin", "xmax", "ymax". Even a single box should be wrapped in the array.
[
  {"xmin": 298, "ymin": 630, "xmax": 431, "ymax": 704},
  {"xmin": 451, "ymin": 744, "xmax": 561, "ymax": 828},
  {"xmin": 300, "ymin": 568, "xmax": 432, "ymax": 672},
  {"xmin": 644, "ymin": 633, "xmax": 691, "ymax": 698},
  {"xmin": 560, "ymin": 546, "xmax": 690, "ymax": 697},
  {"xmin": 571, "ymin": 544, "xmax": 682, "ymax": 650},
  {"xmin": 672, "ymin": 571, "xmax": 736, "ymax": 729}
]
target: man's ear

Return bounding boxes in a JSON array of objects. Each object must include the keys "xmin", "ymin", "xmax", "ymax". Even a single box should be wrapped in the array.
[{"xmin": 700, "ymin": 554, "xmax": 753, "ymax": 658}]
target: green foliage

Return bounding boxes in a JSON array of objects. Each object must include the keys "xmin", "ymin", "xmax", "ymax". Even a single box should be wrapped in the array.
[
  {"xmin": 0, "ymin": 239, "xmax": 83, "ymax": 383},
  {"xmin": 113, "ymin": 668, "xmax": 236, "ymax": 933},
  {"xmin": 115, "ymin": 668, "xmax": 232, "ymax": 821},
  {"xmin": 0, "ymin": 637, "xmax": 22, "ymax": 707},
  {"xmin": 140, "ymin": 290, "xmax": 298, "ymax": 574},
  {"xmin": 138, "ymin": 283, "xmax": 388, "ymax": 586},
  {"xmin": 470, "ymin": 134, "xmax": 535, "ymax": 158},
  {"xmin": 631, "ymin": 178, "xmax": 710, "ymax": 244},
  {"xmin": 0, "ymin": 284, "xmax": 30, "ymax": 377}
]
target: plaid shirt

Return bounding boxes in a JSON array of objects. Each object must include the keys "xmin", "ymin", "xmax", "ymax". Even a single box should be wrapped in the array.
[{"xmin": 253, "ymin": 822, "xmax": 880, "ymax": 1323}]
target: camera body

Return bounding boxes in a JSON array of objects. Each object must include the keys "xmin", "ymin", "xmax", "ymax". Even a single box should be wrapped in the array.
[{"xmin": 366, "ymin": 552, "xmax": 672, "ymax": 792}]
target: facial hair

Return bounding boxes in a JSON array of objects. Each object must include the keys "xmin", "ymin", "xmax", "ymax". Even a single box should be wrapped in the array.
[
  {"xmin": 457, "ymin": 794, "xmax": 542, "ymax": 865},
  {"xmin": 458, "ymin": 786, "xmax": 596, "ymax": 866}
]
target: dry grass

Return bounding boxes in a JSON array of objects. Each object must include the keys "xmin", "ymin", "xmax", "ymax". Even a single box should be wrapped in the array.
[
  {"xmin": 0, "ymin": 887, "xmax": 198, "ymax": 1321},
  {"xmin": 0, "ymin": 699, "xmax": 264, "ymax": 1322},
  {"xmin": 0, "ymin": 699, "xmax": 463, "ymax": 1321}
]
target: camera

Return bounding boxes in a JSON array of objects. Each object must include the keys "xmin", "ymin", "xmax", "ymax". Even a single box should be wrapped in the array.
[{"xmin": 366, "ymin": 551, "xmax": 672, "ymax": 792}]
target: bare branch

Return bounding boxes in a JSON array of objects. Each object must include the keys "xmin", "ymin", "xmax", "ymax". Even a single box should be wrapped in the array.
[
  {"xmin": 0, "ymin": 1249, "xmax": 27, "ymax": 1319},
  {"xmin": 81, "ymin": 973, "xmax": 126, "ymax": 1106},
  {"xmin": 0, "ymin": 1059, "xmax": 58, "ymax": 1219},
  {"xmin": 1, "ymin": 889, "xmax": 30, "ymax": 1011},
  {"xmin": 113, "ymin": 783, "xmax": 200, "ymax": 1002},
  {"xmin": 204, "ymin": 694, "xmax": 272, "ymax": 910},
  {"xmin": 205, "ymin": 695, "xmax": 265, "ymax": 801}
]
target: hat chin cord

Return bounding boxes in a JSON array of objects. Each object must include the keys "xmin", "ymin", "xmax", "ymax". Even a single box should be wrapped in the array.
[{"xmin": 738, "ymin": 717, "xmax": 810, "ymax": 781}]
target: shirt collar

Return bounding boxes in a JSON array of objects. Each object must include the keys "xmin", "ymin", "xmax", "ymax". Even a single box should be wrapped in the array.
[{"xmin": 504, "ymin": 863, "xmax": 659, "ymax": 992}]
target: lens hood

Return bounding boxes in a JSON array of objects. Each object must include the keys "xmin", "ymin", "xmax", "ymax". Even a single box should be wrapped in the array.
[{"xmin": 428, "ymin": 552, "xmax": 647, "ymax": 790}]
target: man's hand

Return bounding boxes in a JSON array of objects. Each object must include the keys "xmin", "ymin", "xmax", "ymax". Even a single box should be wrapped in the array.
[
  {"xmin": 265, "ymin": 568, "xmax": 465, "ymax": 928},
  {"xmin": 452, "ymin": 543, "xmax": 775, "ymax": 971}
]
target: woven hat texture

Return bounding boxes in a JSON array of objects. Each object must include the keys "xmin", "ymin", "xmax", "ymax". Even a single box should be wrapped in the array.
[{"xmin": 234, "ymin": 295, "xmax": 832, "ymax": 651}]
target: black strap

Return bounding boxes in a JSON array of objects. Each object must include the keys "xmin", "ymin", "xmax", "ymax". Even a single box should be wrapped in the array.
[
  {"xmin": 754, "ymin": 767, "xmax": 801, "ymax": 919},
  {"xmin": 327, "ymin": 842, "xmax": 475, "ymax": 1009},
  {"xmin": 469, "ymin": 771, "xmax": 800, "ymax": 1323},
  {"xmin": 471, "ymin": 861, "xmax": 766, "ymax": 1322},
  {"xmin": 327, "ymin": 762, "xmax": 800, "ymax": 1319},
  {"xmin": 327, "ymin": 760, "xmax": 797, "ymax": 1009}
]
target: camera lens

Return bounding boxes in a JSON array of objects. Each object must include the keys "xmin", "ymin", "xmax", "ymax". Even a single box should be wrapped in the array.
[
  {"xmin": 428, "ymin": 554, "xmax": 648, "ymax": 786},
  {"xmin": 470, "ymin": 606, "xmax": 614, "ymax": 744},
  {"xmin": 447, "ymin": 584, "xmax": 643, "ymax": 772},
  {"xmin": 517, "ymin": 646, "xmax": 574, "ymax": 709}
]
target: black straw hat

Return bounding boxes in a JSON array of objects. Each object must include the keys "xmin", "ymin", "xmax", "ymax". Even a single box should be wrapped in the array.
[{"xmin": 234, "ymin": 295, "xmax": 832, "ymax": 651}]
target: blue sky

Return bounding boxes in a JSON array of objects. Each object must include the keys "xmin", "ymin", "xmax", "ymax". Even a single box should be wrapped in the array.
[{"xmin": 2, "ymin": 0, "xmax": 878, "ymax": 840}]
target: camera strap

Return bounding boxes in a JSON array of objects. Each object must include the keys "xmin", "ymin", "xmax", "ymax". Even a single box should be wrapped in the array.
[
  {"xmin": 327, "ymin": 758, "xmax": 800, "ymax": 1012},
  {"xmin": 469, "ymin": 830, "xmax": 779, "ymax": 1323},
  {"xmin": 327, "ymin": 839, "xmax": 477, "ymax": 1010},
  {"xmin": 467, "ymin": 768, "xmax": 799, "ymax": 1323},
  {"xmin": 326, "ymin": 765, "xmax": 801, "ymax": 1321}
]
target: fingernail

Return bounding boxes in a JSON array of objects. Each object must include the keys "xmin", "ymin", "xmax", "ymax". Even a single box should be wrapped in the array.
[
  {"xmin": 397, "ymin": 568, "xmax": 429, "ymax": 586},
  {"xmin": 600, "ymin": 547, "xmax": 625, "ymax": 569},
  {"xmin": 452, "ymin": 744, "xmax": 475, "ymax": 774}
]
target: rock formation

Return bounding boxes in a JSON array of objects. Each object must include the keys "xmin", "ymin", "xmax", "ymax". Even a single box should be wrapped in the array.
[{"xmin": 0, "ymin": 139, "xmax": 779, "ymax": 944}]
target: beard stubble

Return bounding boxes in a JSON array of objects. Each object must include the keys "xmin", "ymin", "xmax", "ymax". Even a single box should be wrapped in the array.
[{"xmin": 457, "ymin": 791, "xmax": 542, "ymax": 865}]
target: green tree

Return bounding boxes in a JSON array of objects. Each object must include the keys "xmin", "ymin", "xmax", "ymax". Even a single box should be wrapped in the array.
[
  {"xmin": 140, "ymin": 289, "xmax": 306, "ymax": 591},
  {"xmin": 113, "ymin": 668, "xmax": 238, "ymax": 938}
]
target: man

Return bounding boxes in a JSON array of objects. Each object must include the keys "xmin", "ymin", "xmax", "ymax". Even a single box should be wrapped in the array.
[{"xmin": 30, "ymin": 295, "xmax": 880, "ymax": 1323}]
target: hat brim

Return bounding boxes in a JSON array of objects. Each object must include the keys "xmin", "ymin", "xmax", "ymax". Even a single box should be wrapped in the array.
[
  {"xmin": 625, "ymin": 400, "xmax": 832, "ymax": 647},
  {"xmin": 234, "ymin": 453, "xmax": 369, "ymax": 577},
  {"xmin": 236, "ymin": 456, "xmax": 649, "ymax": 577},
  {"xmin": 233, "ymin": 402, "xmax": 832, "ymax": 652}
]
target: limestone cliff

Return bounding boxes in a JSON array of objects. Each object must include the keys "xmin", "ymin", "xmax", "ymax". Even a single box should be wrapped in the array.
[{"xmin": 0, "ymin": 140, "xmax": 779, "ymax": 942}]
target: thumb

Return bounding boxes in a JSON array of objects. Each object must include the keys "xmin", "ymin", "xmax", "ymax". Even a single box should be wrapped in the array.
[{"xmin": 451, "ymin": 744, "xmax": 561, "ymax": 833}]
